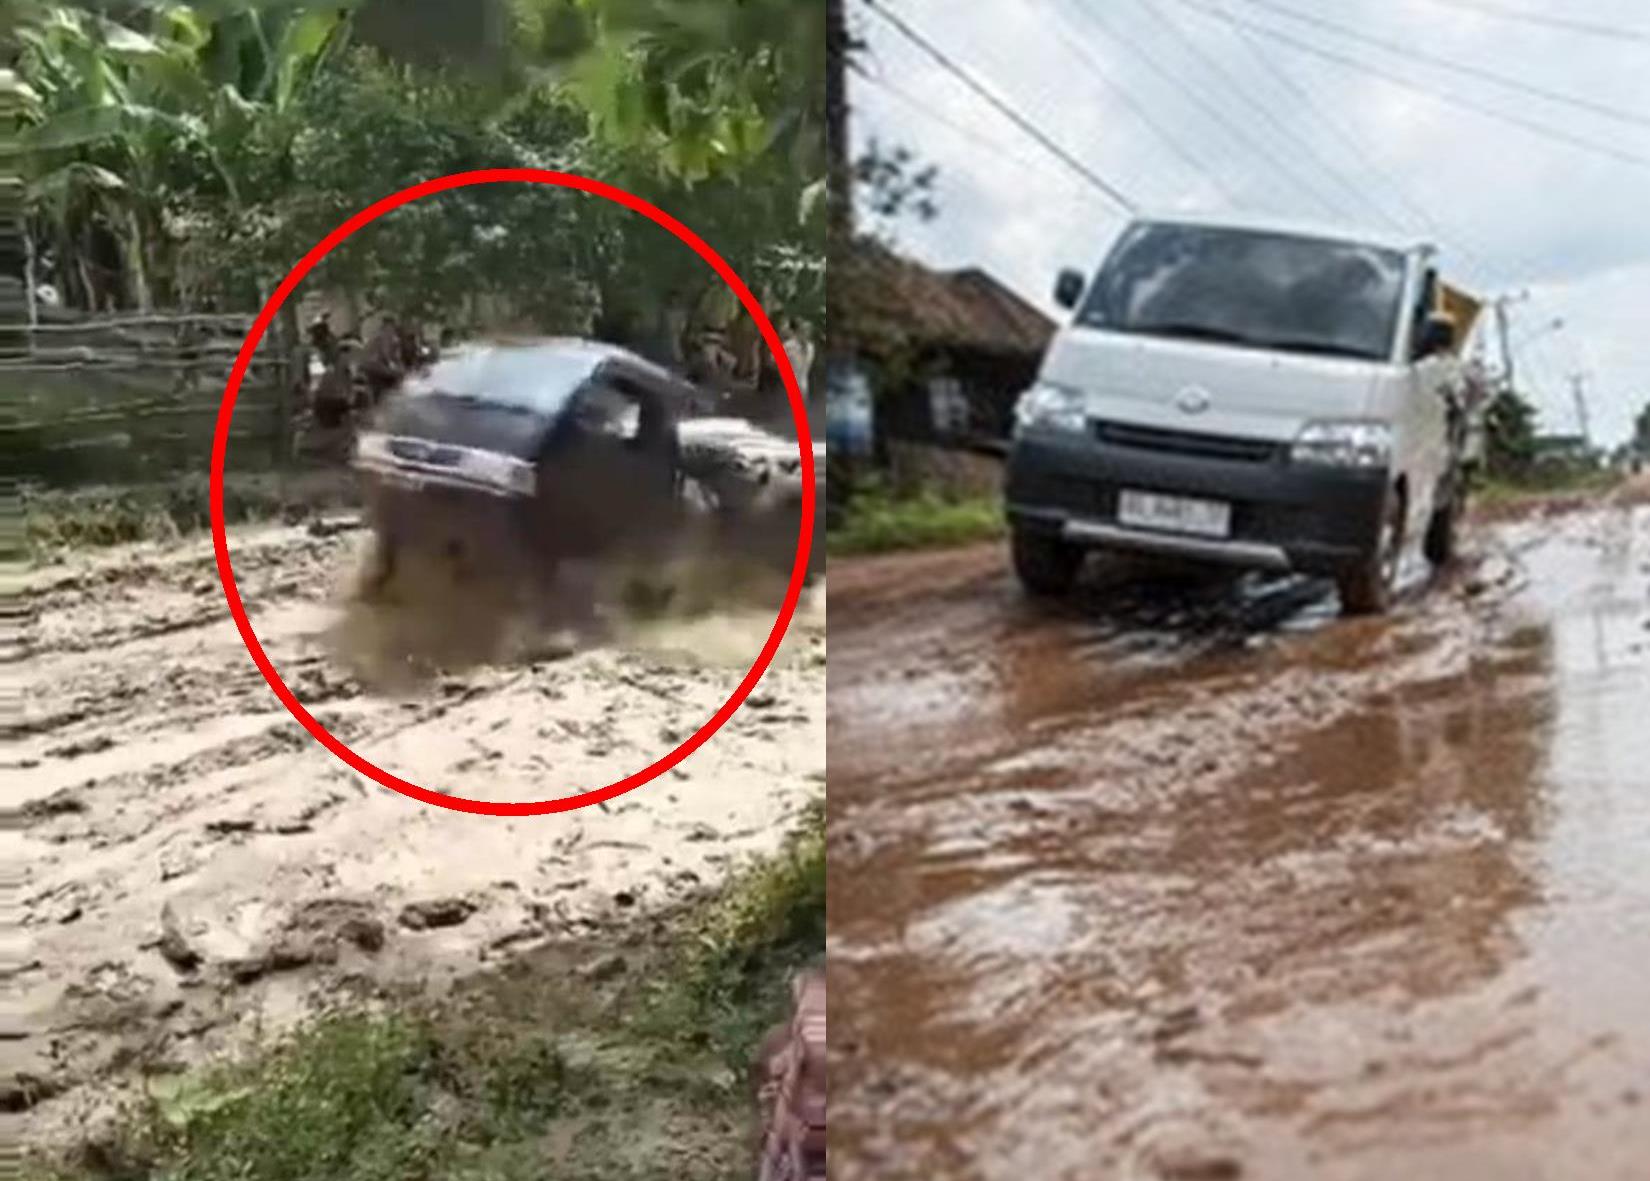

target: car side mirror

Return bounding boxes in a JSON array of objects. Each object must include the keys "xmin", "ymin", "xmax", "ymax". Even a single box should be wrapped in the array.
[
  {"xmin": 1416, "ymin": 313, "xmax": 1456, "ymax": 359},
  {"xmin": 1054, "ymin": 268, "xmax": 1086, "ymax": 310}
]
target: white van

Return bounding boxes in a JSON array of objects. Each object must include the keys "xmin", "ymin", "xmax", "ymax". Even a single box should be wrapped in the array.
[{"xmin": 1005, "ymin": 215, "xmax": 1479, "ymax": 615}]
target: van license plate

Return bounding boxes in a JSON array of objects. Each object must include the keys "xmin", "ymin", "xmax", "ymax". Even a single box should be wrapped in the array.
[{"xmin": 1118, "ymin": 490, "xmax": 1231, "ymax": 538}]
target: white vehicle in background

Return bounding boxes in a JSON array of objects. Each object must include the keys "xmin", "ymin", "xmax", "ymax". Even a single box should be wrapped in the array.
[{"xmin": 1006, "ymin": 215, "xmax": 1483, "ymax": 615}]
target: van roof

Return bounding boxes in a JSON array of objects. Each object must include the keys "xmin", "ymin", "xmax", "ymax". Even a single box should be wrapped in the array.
[
  {"xmin": 404, "ymin": 337, "xmax": 700, "ymax": 417},
  {"xmin": 1129, "ymin": 210, "xmax": 1434, "ymax": 257}
]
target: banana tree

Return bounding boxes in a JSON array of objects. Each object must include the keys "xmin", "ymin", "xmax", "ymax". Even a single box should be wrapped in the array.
[
  {"xmin": 12, "ymin": 6, "xmax": 180, "ymax": 310},
  {"xmin": 250, "ymin": 0, "xmax": 827, "ymax": 338},
  {"xmin": 12, "ymin": 2, "xmax": 352, "ymax": 311}
]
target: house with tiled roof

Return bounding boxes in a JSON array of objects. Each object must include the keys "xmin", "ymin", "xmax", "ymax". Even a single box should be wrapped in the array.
[{"xmin": 833, "ymin": 241, "xmax": 1055, "ymax": 454}]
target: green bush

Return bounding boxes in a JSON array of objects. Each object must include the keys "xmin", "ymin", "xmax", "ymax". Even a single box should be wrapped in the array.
[
  {"xmin": 828, "ymin": 482, "xmax": 1005, "ymax": 556},
  {"xmin": 642, "ymin": 800, "xmax": 825, "ymax": 1071},
  {"xmin": 35, "ymin": 805, "xmax": 825, "ymax": 1181}
]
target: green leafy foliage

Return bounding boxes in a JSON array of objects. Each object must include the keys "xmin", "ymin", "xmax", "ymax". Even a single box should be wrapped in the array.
[
  {"xmin": 519, "ymin": 0, "xmax": 826, "ymax": 185},
  {"xmin": 638, "ymin": 799, "xmax": 824, "ymax": 1071},
  {"xmin": 13, "ymin": 1, "xmax": 823, "ymax": 345},
  {"xmin": 828, "ymin": 482, "xmax": 1006, "ymax": 555},
  {"xmin": 43, "ymin": 1011, "xmax": 575, "ymax": 1181},
  {"xmin": 1483, "ymin": 385, "xmax": 1540, "ymax": 477}
]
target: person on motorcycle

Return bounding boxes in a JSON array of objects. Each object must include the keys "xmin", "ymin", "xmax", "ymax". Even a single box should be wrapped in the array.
[
  {"xmin": 308, "ymin": 311, "xmax": 339, "ymax": 366},
  {"xmin": 362, "ymin": 315, "xmax": 406, "ymax": 406},
  {"xmin": 310, "ymin": 335, "xmax": 359, "ymax": 430}
]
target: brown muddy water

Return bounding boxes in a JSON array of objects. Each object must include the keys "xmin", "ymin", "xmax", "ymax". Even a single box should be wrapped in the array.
[{"xmin": 828, "ymin": 499, "xmax": 1648, "ymax": 1180}]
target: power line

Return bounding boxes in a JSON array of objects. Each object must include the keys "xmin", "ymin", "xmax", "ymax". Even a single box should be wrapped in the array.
[
  {"xmin": 1175, "ymin": 0, "xmax": 1650, "ymax": 169},
  {"xmin": 855, "ymin": 70, "xmax": 1119, "ymax": 211},
  {"xmin": 1408, "ymin": 0, "xmax": 1650, "ymax": 47},
  {"xmin": 1038, "ymin": 0, "xmax": 1246, "ymax": 206},
  {"xmin": 1064, "ymin": 0, "xmax": 1355, "ymax": 220},
  {"xmin": 1123, "ymin": 0, "xmax": 1405, "ymax": 231},
  {"xmin": 1180, "ymin": 2, "xmax": 1434, "ymax": 236},
  {"xmin": 1176, "ymin": 0, "xmax": 1534, "ymax": 281},
  {"xmin": 861, "ymin": 0, "xmax": 1139, "ymax": 213},
  {"xmin": 1224, "ymin": 0, "xmax": 1650, "ymax": 131}
]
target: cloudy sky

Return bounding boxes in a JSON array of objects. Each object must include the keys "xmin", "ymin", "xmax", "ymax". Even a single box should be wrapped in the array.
[{"xmin": 849, "ymin": 0, "xmax": 1650, "ymax": 445}]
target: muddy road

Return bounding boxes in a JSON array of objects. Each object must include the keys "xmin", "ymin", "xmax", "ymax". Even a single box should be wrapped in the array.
[
  {"xmin": 8, "ymin": 522, "xmax": 824, "ymax": 1134},
  {"xmin": 828, "ymin": 487, "xmax": 1648, "ymax": 1180}
]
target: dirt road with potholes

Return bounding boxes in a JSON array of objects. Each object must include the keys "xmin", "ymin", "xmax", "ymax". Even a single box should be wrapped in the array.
[
  {"xmin": 828, "ymin": 481, "xmax": 1648, "ymax": 1181},
  {"xmin": 7, "ymin": 521, "xmax": 824, "ymax": 1138}
]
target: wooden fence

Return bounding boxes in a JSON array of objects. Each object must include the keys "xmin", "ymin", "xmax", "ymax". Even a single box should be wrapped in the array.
[{"xmin": 3, "ymin": 309, "xmax": 300, "ymax": 488}]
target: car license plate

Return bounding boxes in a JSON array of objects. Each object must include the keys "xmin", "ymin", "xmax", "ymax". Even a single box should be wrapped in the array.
[{"xmin": 1117, "ymin": 489, "xmax": 1231, "ymax": 538}]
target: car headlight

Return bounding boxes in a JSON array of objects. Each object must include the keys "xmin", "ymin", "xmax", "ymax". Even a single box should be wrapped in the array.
[
  {"xmin": 466, "ymin": 449, "xmax": 537, "ymax": 496},
  {"xmin": 354, "ymin": 431, "xmax": 393, "ymax": 465},
  {"xmin": 502, "ymin": 459, "xmax": 536, "ymax": 496},
  {"xmin": 1013, "ymin": 382, "xmax": 1089, "ymax": 435},
  {"xmin": 1291, "ymin": 420, "xmax": 1392, "ymax": 468}
]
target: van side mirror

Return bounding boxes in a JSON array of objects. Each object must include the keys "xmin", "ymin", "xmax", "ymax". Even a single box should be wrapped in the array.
[
  {"xmin": 1416, "ymin": 313, "xmax": 1456, "ymax": 359},
  {"xmin": 1054, "ymin": 268, "xmax": 1086, "ymax": 310}
]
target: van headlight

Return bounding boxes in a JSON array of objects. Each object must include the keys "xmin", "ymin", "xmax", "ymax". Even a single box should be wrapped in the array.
[
  {"xmin": 466, "ymin": 450, "xmax": 537, "ymax": 496},
  {"xmin": 1013, "ymin": 382, "xmax": 1089, "ymax": 435},
  {"xmin": 1291, "ymin": 420, "xmax": 1392, "ymax": 468},
  {"xmin": 354, "ymin": 431, "xmax": 393, "ymax": 465}
]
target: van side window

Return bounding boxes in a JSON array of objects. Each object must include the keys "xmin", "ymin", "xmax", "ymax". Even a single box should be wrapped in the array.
[
  {"xmin": 571, "ymin": 382, "xmax": 642, "ymax": 441},
  {"xmin": 1411, "ymin": 267, "xmax": 1439, "ymax": 359},
  {"xmin": 614, "ymin": 375, "xmax": 678, "ymax": 454}
]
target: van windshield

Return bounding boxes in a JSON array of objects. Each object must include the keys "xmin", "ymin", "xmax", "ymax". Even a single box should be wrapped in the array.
[
  {"xmin": 1076, "ymin": 222, "xmax": 1409, "ymax": 362},
  {"xmin": 404, "ymin": 346, "xmax": 601, "ymax": 418}
]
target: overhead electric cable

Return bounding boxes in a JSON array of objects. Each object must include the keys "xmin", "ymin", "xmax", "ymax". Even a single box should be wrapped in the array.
[
  {"xmin": 1174, "ymin": 0, "xmax": 1650, "ymax": 169},
  {"xmin": 856, "ymin": 70, "xmax": 1121, "ymax": 211},
  {"xmin": 1224, "ymin": 0, "xmax": 1650, "ymax": 130},
  {"xmin": 1407, "ymin": 0, "xmax": 1650, "ymax": 47},
  {"xmin": 1067, "ymin": 0, "xmax": 1352, "ymax": 219},
  {"xmin": 1125, "ymin": 0, "xmax": 1406, "ymax": 230},
  {"xmin": 862, "ymin": 0, "xmax": 1139, "ymax": 212},
  {"xmin": 1039, "ymin": 0, "xmax": 1246, "ymax": 205}
]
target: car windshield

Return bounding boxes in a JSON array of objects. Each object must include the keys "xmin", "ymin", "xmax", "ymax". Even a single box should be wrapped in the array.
[
  {"xmin": 1076, "ymin": 222, "xmax": 1409, "ymax": 362},
  {"xmin": 404, "ymin": 346, "xmax": 605, "ymax": 418}
]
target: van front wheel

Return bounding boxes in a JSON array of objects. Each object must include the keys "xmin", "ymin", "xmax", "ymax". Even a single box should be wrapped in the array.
[
  {"xmin": 1012, "ymin": 528, "xmax": 1081, "ymax": 597},
  {"xmin": 1337, "ymin": 491, "xmax": 1404, "ymax": 616},
  {"xmin": 354, "ymin": 531, "xmax": 398, "ymax": 602}
]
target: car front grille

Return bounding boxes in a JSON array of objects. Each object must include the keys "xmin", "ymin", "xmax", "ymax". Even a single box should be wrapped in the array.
[
  {"xmin": 387, "ymin": 438, "xmax": 465, "ymax": 467},
  {"xmin": 1093, "ymin": 419, "xmax": 1281, "ymax": 464}
]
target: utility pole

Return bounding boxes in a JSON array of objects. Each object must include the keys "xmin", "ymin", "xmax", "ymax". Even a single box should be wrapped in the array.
[
  {"xmin": 825, "ymin": 0, "xmax": 854, "ymax": 379},
  {"xmin": 1569, "ymin": 372, "xmax": 1593, "ymax": 446},
  {"xmin": 826, "ymin": 0, "xmax": 852, "ymax": 243},
  {"xmin": 1490, "ymin": 290, "xmax": 1530, "ymax": 394}
]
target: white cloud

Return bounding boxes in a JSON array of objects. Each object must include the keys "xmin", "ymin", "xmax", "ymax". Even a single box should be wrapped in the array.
[{"xmin": 852, "ymin": 0, "xmax": 1650, "ymax": 443}]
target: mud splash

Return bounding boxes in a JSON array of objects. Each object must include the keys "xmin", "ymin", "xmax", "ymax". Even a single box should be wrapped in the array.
[
  {"xmin": 325, "ymin": 505, "xmax": 812, "ymax": 691},
  {"xmin": 828, "ymin": 502, "xmax": 1649, "ymax": 1180}
]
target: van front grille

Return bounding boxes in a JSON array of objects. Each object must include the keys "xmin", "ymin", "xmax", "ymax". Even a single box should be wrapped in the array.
[
  {"xmin": 1093, "ymin": 420, "xmax": 1281, "ymax": 464},
  {"xmin": 388, "ymin": 438, "xmax": 465, "ymax": 467}
]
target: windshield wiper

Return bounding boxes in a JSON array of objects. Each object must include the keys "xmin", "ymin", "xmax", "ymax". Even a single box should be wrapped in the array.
[
  {"xmin": 1259, "ymin": 338, "xmax": 1381, "ymax": 361},
  {"xmin": 1123, "ymin": 321, "xmax": 1264, "ymax": 347},
  {"xmin": 429, "ymin": 390, "xmax": 539, "ymax": 413}
]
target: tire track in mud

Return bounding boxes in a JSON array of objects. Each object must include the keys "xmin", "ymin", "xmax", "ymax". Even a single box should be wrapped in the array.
[{"xmin": 11, "ymin": 522, "xmax": 826, "ymax": 1139}]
